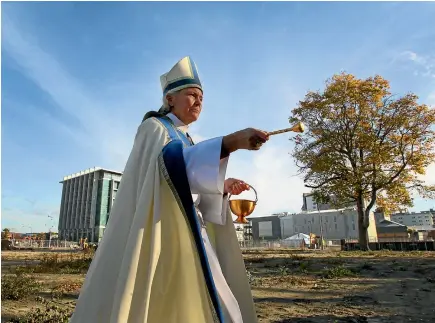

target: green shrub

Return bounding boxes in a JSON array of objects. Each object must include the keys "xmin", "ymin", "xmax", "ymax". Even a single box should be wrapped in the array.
[
  {"xmin": 51, "ymin": 281, "xmax": 82, "ymax": 299},
  {"xmin": 6, "ymin": 297, "xmax": 73, "ymax": 323},
  {"xmin": 322, "ymin": 265, "xmax": 356, "ymax": 279},
  {"xmin": 15, "ymin": 252, "xmax": 93, "ymax": 275},
  {"xmin": 278, "ymin": 265, "xmax": 290, "ymax": 276},
  {"xmin": 298, "ymin": 261, "xmax": 310, "ymax": 273},
  {"xmin": 1, "ymin": 273, "xmax": 41, "ymax": 301}
]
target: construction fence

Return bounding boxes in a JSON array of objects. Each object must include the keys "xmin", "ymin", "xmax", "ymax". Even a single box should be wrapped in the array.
[
  {"xmin": 343, "ymin": 238, "xmax": 435, "ymax": 251},
  {"xmin": 239, "ymin": 239, "xmax": 342, "ymax": 250},
  {"xmin": 2, "ymin": 239, "xmax": 81, "ymax": 250},
  {"xmin": 239, "ymin": 237, "xmax": 435, "ymax": 251}
]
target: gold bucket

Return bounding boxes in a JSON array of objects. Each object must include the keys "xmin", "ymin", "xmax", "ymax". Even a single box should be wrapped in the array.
[{"xmin": 229, "ymin": 185, "xmax": 258, "ymax": 224}]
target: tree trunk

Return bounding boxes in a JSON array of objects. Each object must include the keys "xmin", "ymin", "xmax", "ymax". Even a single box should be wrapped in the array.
[
  {"xmin": 358, "ymin": 220, "xmax": 370, "ymax": 251},
  {"xmin": 356, "ymin": 195, "xmax": 370, "ymax": 251}
]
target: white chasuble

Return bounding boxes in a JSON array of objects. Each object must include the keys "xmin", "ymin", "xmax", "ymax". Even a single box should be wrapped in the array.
[{"xmin": 70, "ymin": 114, "xmax": 257, "ymax": 323}]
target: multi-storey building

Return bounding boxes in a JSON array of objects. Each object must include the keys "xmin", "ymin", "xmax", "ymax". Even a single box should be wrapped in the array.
[
  {"xmin": 281, "ymin": 208, "xmax": 378, "ymax": 241},
  {"xmin": 301, "ymin": 193, "xmax": 329, "ymax": 212},
  {"xmin": 249, "ymin": 214, "xmax": 285, "ymax": 241},
  {"xmin": 58, "ymin": 167, "xmax": 122, "ymax": 243},
  {"xmin": 391, "ymin": 211, "xmax": 434, "ymax": 227},
  {"xmin": 301, "ymin": 193, "xmax": 357, "ymax": 212}
]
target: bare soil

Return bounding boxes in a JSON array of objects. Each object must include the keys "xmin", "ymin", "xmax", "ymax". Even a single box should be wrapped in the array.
[
  {"xmin": 2, "ymin": 249, "xmax": 435, "ymax": 322},
  {"xmin": 246, "ymin": 249, "xmax": 435, "ymax": 322}
]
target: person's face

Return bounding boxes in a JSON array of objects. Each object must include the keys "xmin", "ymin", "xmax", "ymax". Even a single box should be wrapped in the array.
[{"xmin": 167, "ymin": 87, "xmax": 203, "ymax": 125}]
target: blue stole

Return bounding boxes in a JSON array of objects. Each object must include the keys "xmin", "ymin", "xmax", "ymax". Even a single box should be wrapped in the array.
[{"xmin": 157, "ymin": 116, "xmax": 224, "ymax": 323}]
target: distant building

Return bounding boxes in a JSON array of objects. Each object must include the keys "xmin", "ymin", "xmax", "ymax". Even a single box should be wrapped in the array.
[
  {"xmin": 281, "ymin": 208, "xmax": 378, "ymax": 241},
  {"xmin": 391, "ymin": 211, "xmax": 434, "ymax": 227},
  {"xmin": 9, "ymin": 233, "xmax": 25, "ymax": 239},
  {"xmin": 301, "ymin": 193, "xmax": 357, "ymax": 212},
  {"xmin": 376, "ymin": 219, "xmax": 408, "ymax": 241},
  {"xmin": 373, "ymin": 207, "xmax": 391, "ymax": 224},
  {"xmin": 234, "ymin": 227, "xmax": 244, "ymax": 241},
  {"xmin": 248, "ymin": 214, "xmax": 285, "ymax": 241},
  {"xmin": 301, "ymin": 193, "xmax": 329, "ymax": 212},
  {"xmin": 428, "ymin": 209, "xmax": 435, "ymax": 224},
  {"xmin": 58, "ymin": 167, "xmax": 122, "ymax": 243},
  {"xmin": 245, "ymin": 191, "xmax": 432, "ymax": 243},
  {"xmin": 234, "ymin": 223, "xmax": 245, "ymax": 242}
]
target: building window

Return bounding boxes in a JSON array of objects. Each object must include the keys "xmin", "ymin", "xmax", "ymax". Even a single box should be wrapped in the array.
[
  {"xmin": 352, "ymin": 223, "xmax": 356, "ymax": 230},
  {"xmin": 335, "ymin": 223, "xmax": 338, "ymax": 230},
  {"xmin": 334, "ymin": 216, "xmax": 337, "ymax": 222}
]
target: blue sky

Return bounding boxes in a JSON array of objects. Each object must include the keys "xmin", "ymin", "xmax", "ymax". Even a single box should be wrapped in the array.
[{"xmin": 2, "ymin": 2, "xmax": 435, "ymax": 233}]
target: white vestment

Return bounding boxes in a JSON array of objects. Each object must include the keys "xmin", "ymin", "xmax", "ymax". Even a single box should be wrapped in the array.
[
  {"xmin": 168, "ymin": 113, "xmax": 243, "ymax": 323},
  {"xmin": 70, "ymin": 114, "xmax": 257, "ymax": 323}
]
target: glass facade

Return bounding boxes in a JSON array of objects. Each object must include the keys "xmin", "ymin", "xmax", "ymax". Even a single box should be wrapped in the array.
[
  {"xmin": 58, "ymin": 167, "xmax": 122, "ymax": 243},
  {"xmin": 95, "ymin": 179, "xmax": 110, "ymax": 227}
]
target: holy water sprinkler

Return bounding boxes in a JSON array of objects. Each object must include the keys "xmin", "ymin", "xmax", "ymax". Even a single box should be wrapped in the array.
[
  {"xmin": 268, "ymin": 121, "xmax": 305, "ymax": 136},
  {"xmin": 229, "ymin": 121, "xmax": 305, "ymax": 224}
]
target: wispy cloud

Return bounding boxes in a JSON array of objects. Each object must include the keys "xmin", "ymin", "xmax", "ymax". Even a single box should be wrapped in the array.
[
  {"xmin": 1, "ymin": 199, "xmax": 60, "ymax": 232},
  {"xmin": 396, "ymin": 51, "xmax": 435, "ymax": 186},
  {"xmin": 2, "ymin": 12, "xmax": 147, "ymax": 232},
  {"xmin": 428, "ymin": 91, "xmax": 435, "ymax": 107},
  {"xmin": 396, "ymin": 51, "xmax": 435, "ymax": 78},
  {"xmin": 419, "ymin": 163, "xmax": 435, "ymax": 186},
  {"xmin": 1, "ymin": 14, "xmax": 139, "ymax": 170},
  {"xmin": 3, "ymin": 2, "xmax": 433, "ymax": 232},
  {"xmin": 341, "ymin": 7, "xmax": 401, "ymax": 73},
  {"xmin": 2, "ymin": 97, "xmax": 90, "ymax": 150},
  {"xmin": 225, "ymin": 140, "xmax": 307, "ymax": 217}
]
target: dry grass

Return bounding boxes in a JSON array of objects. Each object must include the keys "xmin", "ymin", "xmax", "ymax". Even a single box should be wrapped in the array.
[
  {"xmin": 245, "ymin": 249, "xmax": 435, "ymax": 322},
  {"xmin": 2, "ymin": 249, "xmax": 435, "ymax": 323}
]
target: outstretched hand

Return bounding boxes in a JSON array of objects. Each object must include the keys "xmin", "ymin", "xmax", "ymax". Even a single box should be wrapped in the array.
[
  {"xmin": 224, "ymin": 178, "xmax": 250, "ymax": 195},
  {"xmin": 222, "ymin": 128, "xmax": 270, "ymax": 154}
]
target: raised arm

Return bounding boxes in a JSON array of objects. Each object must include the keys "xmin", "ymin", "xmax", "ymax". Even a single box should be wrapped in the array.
[{"xmin": 183, "ymin": 128, "xmax": 269, "ymax": 225}]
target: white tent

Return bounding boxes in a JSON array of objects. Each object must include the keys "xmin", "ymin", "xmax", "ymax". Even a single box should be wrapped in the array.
[{"xmin": 282, "ymin": 233, "xmax": 310, "ymax": 247}]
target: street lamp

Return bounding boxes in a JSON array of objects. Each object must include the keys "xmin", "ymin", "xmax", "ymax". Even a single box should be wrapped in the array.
[
  {"xmin": 47, "ymin": 214, "xmax": 55, "ymax": 230},
  {"xmin": 47, "ymin": 214, "xmax": 55, "ymax": 248},
  {"xmin": 317, "ymin": 204, "xmax": 324, "ymax": 250}
]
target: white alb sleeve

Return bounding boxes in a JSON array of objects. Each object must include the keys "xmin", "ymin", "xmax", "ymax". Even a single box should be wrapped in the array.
[{"xmin": 183, "ymin": 137, "xmax": 229, "ymax": 225}]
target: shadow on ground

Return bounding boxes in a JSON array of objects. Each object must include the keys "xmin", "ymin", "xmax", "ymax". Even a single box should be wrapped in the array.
[
  {"xmin": 272, "ymin": 314, "xmax": 406, "ymax": 323},
  {"xmin": 247, "ymin": 252, "xmax": 435, "ymax": 323}
]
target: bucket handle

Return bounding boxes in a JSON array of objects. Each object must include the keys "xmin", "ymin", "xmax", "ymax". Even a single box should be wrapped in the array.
[{"xmin": 228, "ymin": 183, "xmax": 258, "ymax": 203}]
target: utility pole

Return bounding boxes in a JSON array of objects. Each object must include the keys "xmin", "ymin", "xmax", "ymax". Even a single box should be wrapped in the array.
[
  {"xmin": 47, "ymin": 214, "xmax": 54, "ymax": 248},
  {"xmin": 318, "ymin": 204, "xmax": 324, "ymax": 250}
]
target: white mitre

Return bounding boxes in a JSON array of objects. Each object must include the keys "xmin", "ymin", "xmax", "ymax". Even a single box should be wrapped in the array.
[{"xmin": 160, "ymin": 56, "xmax": 203, "ymax": 95}]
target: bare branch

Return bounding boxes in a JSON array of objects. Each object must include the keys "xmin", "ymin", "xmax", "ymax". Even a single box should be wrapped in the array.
[{"xmin": 304, "ymin": 176, "xmax": 342, "ymax": 189}]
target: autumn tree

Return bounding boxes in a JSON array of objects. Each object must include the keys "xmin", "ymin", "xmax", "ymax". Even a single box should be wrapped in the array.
[
  {"xmin": 290, "ymin": 73, "xmax": 435, "ymax": 250},
  {"xmin": 2, "ymin": 228, "xmax": 11, "ymax": 239}
]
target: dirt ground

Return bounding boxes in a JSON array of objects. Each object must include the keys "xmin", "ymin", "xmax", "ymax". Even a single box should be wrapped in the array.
[{"xmin": 2, "ymin": 249, "xmax": 435, "ymax": 322}]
